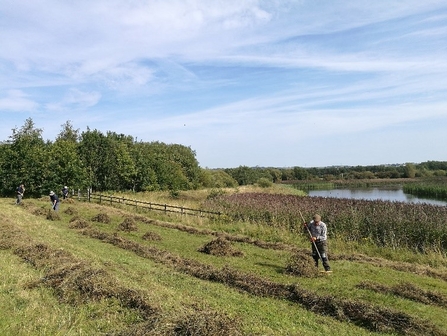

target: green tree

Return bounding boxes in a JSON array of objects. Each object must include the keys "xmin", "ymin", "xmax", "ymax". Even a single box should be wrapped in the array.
[
  {"xmin": 131, "ymin": 142, "xmax": 158, "ymax": 191},
  {"xmin": 0, "ymin": 118, "xmax": 49, "ymax": 196},
  {"xmin": 46, "ymin": 139, "xmax": 88, "ymax": 193},
  {"xmin": 78, "ymin": 128, "xmax": 105, "ymax": 190},
  {"xmin": 404, "ymin": 163, "xmax": 416, "ymax": 178},
  {"xmin": 293, "ymin": 166, "xmax": 309, "ymax": 180},
  {"xmin": 78, "ymin": 129, "xmax": 137, "ymax": 191},
  {"xmin": 201, "ymin": 169, "xmax": 238, "ymax": 188},
  {"xmin": 225, "ymin": 166, "xmax": 257, "ymax": 185},
  {"xmin": 57, "ymin": 120, "xmax": 80, "ymax": 142},
  {"xmin": 166, "ymin": 144, "xmax": 202, "ymax": 189}
]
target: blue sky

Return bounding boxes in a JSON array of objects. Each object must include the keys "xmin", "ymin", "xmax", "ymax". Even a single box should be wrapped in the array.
[{"xmin": 1, "ymin": 1, "xmax": 446, "ymax": 168}]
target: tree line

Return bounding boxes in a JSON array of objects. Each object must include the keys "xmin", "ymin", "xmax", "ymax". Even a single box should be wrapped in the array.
[
  {"xmin": 0, "ymin": 118, "xmax": 238, "ymax": 197},
  {"xmin": 1, "ymin": 118, "xmax": 446, "ymax": 197},
  {"xmin": 221, "ymin": 161, "xmax": 447, "ymax": 186}
]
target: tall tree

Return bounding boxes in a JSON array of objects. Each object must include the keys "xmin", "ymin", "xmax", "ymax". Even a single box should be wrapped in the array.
[
  {"xmin": 0, "ymin": 118, "xmax": 48, "ymax": 196},
  {"xmin": 46, "ymin": 139, "xmax": 88, "ymax": 193},
  {"xmin": 57, "ymin": 120, "xmax": 80, "ymax": 142}
]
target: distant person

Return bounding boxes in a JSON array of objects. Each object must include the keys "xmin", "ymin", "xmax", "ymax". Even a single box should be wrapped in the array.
[
  {"xmin": 303, "ymin": 214, "xmax": 331, "ymax": 272},
  {"xmin": 16, "ymin": 184, "xmax": 25, "ymax": 205},
  {"xmin": 61, "ymin": 186, "xmax": 69, "ymax": 199},
  {"xmin": 49, "ymin": 191, "xmax": 60, "ymax": 211}
]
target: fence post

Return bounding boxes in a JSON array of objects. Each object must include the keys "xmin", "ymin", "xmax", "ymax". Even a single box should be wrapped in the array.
[{"xmin": 88, "ymin": 188, "xmax": 91, "ymax": 202}]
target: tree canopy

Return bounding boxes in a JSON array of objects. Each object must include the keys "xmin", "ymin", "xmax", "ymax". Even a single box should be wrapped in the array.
[{"xmin": 0, "ymin": 119, "xmax": 203, "ymax": 196}]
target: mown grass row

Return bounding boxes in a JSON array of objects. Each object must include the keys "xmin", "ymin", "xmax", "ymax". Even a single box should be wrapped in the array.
[{"xmin": 202, "ymin": 192, "xmax": 447, "ymax": 254}]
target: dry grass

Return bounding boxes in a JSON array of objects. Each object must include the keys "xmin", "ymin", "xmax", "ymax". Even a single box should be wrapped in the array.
[
  {"xmin": 64, "ymin": 206, "xmax": 78, "ymax": 215},
  {"xmin": 285, "ymin": 251, "xmax": 320, "ymax": 278},
  {"xmin": 357, "ymin": 281, "xmax": 447, "ymax": 308},
  {"xmin": 142, "ymin": 231, "xmax": 162, "ymax": 241},
  {"xmin": 117, "ymin": 217, "xmax": 138, "ymax": 232},
  {"xmin": 91, "ymin": 212, "xmax": 112, "ymax": 224},
  {"xmin": 68, "ymin": 216, "xmax": 91, "ymax": 229},
  {"xmin": 198, "ymin": 237, "xmax": 244, "ymax": 257}
]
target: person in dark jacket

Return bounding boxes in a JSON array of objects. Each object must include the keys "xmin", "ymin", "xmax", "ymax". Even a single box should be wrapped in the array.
[
  {"xmin": 304, "ymin": 214, "xmax": 331, "ymax": 271},
  {"xmin": 49, "ymin": 191, "xmax": 60, "ymax": 211},
  {"xmin": 61, "ymin": 186, "xmax": 69, "ymax": 199},
  {"xmin": 16, "ymin": 184, "xmax": 25, "ymax": 205}
]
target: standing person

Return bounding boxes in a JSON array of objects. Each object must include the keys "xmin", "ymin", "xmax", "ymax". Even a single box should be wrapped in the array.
[
  {"xmin": 49, "ymin": 191, "xmax": 60, "ymax": 211},
  {"xmin": 16, "ymin": 184, "xmax": 25, "ymax": 205},
  {"xmin": 303, "ymin": 214, "xmax": 331, "ymax": 272},
  {"xmin": 61, "ymin": 186, "xmax": 69, "ymax": 199}
]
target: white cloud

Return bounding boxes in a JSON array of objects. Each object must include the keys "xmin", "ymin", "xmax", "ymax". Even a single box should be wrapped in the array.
[
  {"xmin": 46, "ymin": 88, "xmax": 101, "ymax": 111},
  {"xmin": 0, "ymin": 90, "xmax": 38, "ymax": 112},
  {"xmin": 65, "ymin": 89, "xmax": 101, "ymax": 107}
]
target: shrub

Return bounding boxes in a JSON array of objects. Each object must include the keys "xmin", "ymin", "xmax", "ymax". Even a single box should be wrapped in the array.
[{"xmin": 257, "ymin": 178, "xmax": 273, "ymax": 188}]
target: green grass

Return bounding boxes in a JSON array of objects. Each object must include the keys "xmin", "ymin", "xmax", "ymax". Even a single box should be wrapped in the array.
[{"xmin": 1, "ymin": 194, "xmax": 447, "ymax": 335}]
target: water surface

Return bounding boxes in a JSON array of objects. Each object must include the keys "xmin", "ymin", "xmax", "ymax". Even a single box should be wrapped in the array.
[{"xmin": 308, "ymin": 187, "xmax": 447, "ymax": 206}]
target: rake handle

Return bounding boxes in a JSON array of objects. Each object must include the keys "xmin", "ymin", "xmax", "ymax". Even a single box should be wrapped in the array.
[{"xmin": 298, "ymin": 210, "xmax": 323, "ymax": 263}]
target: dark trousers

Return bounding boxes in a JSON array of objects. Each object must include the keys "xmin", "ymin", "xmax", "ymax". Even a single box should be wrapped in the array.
[{"xmin": 311, "ymin": 240, "xmax": 331, "ymax": 271}]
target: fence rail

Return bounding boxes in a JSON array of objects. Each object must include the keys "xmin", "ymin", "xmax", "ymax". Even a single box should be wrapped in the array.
[{"xmin": 85, "ymin": 192, "xmax": 220, "ymax": 218}]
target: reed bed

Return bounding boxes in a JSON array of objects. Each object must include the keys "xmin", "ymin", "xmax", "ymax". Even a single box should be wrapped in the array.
[
  {"xmin": 202, "ymin": 193, "xmax": 447, "ymax": 254},
  {"xmin": 404, "ymin": 183, "xmax": 447, "ymax": 200}
]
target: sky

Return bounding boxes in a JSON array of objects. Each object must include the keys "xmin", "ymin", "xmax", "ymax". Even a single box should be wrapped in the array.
[{"xmin": 1, "ymin": 1, "xmax": 447, "ymax": 169}]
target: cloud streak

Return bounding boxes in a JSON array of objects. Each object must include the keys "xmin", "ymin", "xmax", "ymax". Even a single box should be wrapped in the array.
[{"xmin": 1, "ymin": 1, "xmax": 446, "ymax": 167}]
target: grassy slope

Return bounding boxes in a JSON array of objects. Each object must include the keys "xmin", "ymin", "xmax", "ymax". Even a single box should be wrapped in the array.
[{"xmin": 1, "ymin": 187, "xmax": 447, "ymax": 335}]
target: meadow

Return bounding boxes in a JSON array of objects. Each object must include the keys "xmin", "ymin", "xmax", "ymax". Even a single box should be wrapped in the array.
[{"xmin": 1, "ymin": 185, "xmax": 447, "ymax": 335}]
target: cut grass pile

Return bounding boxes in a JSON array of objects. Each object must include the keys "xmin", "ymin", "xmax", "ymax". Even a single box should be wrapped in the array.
[{"xmin": 198, "ymin": 237, "xmax": 244, "ymax": 257}]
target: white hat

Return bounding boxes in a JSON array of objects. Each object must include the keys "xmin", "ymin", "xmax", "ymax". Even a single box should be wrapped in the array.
[{"xmin": 49, "ymin": 191, "xmax": 55, "ymax": 196}]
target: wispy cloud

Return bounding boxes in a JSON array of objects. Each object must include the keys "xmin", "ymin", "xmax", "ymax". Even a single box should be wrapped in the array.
[
  {"xmin": 1, "ymin": 1, "xmax": 446, "ymax": 167},
  {"xmin": 0, "ymin": 90, "xmax": 38, "ymax": 112}
]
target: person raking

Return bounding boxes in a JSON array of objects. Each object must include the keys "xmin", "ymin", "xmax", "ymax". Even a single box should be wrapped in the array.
[
  {"xmin": 49, "ymin": 191, "xmax": 60, "ymax": 211},
  {"xmin": 303, "ymin": 214, "xmax": 331, "ymax": 272}
]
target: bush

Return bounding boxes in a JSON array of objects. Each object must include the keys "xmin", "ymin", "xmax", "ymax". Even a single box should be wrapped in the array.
[
  {"xmin": 207, "ymin": 188, "xmax": 226, "ymax": 200},
  {"xmin": 257, "ymin": 178, "xmax": 273, "ymax": 188}
]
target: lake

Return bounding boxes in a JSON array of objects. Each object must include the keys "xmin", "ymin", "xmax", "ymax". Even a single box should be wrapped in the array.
[{"xmin": 308, "ymin": 187, "xmax": 447, "ymax": 206}]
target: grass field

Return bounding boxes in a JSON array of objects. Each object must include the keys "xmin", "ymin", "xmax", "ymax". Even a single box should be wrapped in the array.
[{"xmin": 1, "ymin": 186, "xmax": 447, "ymax": 335}]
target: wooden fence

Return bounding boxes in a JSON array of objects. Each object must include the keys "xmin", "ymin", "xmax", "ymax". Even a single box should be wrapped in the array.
[{"xmin": 83, "ymin": 191, "xmax": 221, "ymax": 218}]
